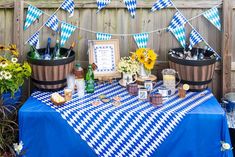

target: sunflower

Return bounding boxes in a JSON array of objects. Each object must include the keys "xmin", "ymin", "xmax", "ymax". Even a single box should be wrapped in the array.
[
  {"xmin": 138, "ymin": 53, "xmax": 146, "ymax": 64},
  {"xmin": 135, "ymin": 48, "xmax": 145, "ymax": 57},
  {"xmin": 131, "ymin": 53, "xmax": 137, "ymax": 61},
  {"xmin": 8, "ymin": 44, "xmax": 19, "ymax": 57},
  {"xmin": 144, "ymin": 59, "xmax": 155, "ymax": 70},
  {"xmin": 147, "ymin": 49, "xmax": 157, "ymax": 61}
]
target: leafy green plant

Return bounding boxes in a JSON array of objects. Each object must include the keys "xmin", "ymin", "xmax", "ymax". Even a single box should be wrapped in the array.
[
  {"xmin": 0, "ymin": 44, "xmax": 31, "ymax": 96},
  {"xmin": 0, "ymin": 97, "xmax": 19, "ymax": 156}
]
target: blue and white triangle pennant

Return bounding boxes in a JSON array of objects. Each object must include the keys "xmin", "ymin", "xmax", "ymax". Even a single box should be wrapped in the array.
[
  {"xmin": 189, "ymin": 29, "xmax": 203, "ymax": 50},
  {"xmin": 168, "ymin": 12, "xmax": 187, "ymax": 31},
  {"xmin": 151, "ymin": 0, "xmax": 172, "ymax": 12},
  {"xmin": 124, "ymin": 0, "xmax": 137, "ymax": 18},
  {"xmin": 45, "ymin": 15, "xmax": 59, "ymax": 32},
  {"xmin": 133, "ymin": 33, "xmax": 149, "ymax": 48},
  {"xmin": 96, "ymin": 32, "xmax": 112, "ymax": 40},
  {"xmin": 61, "ymin": 0, "xmax": 75, "ymax": 17},
  {"xmin": 203, "ymin": 7, "xmax": 221, "ymax": 31},
  {"xmin": 60, "ymin": 22, "xmax": 77, "ymax": 46},
  {"xmin": 27, "ymin": 31, "xmax": 40, "ymax": 49},
  {"xmin": 170, "ymin": 26, "xmax": 186, "ymax": 48},
  {"xmin": 97, "ymin": 0, "xmax": 111, "ymax": 13},
  {"xmin": 24, "ymin": 5, "xmax": 43, "ymax": 30}
]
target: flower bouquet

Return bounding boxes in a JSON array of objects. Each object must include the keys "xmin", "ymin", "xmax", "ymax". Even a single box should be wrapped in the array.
[
  {"xmin": 117, "ymin": 56, "xmax": 139, "ymax": 75},
  {"xmin": 0, "ymin": 44, "xmax": 31, "ymax": 97},
  {"xmin": 117, "ymin": 56, "xmax": 139, "ymax": 85},
  {"xmin": 131, "ymin": 48, "xmax": 157, "ymax": 78}
]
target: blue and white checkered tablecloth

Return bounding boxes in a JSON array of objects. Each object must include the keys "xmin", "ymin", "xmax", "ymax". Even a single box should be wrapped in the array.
[{"xmin": 31, "ymin": 81, "xmax": 213, "ymax": 157}]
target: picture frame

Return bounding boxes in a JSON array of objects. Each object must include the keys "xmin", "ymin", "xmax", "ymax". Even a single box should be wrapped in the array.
[{"xmin": 88, "ymin": 39, "xmax": 121, "ymax": 79}]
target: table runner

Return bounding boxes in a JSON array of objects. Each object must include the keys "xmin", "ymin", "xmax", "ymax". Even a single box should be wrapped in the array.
[{"xmin": 31, "ymin": 81, "xmax": 213, "ymax": 157}]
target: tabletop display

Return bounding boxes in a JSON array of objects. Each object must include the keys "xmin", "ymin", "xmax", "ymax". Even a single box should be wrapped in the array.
[
  {"xmin": 19, "ymin": 80, "xmax": 233, "ymax": 157},
  {"xmin": 6, "ymin": 0, "xmax": 232, "ymax": 156}
]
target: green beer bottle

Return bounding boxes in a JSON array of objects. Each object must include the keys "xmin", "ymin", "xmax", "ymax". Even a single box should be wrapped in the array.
[
  {"xmin": 85, "ymin": 64, "xmax": 95, "ymax": 93},
  {"xmin": 30, "ymin": 46, "xmax": 41, "ymax": 60},
  {"xmin": 53, "ymin": 40, "xmax": 62, "ymax": 60}
]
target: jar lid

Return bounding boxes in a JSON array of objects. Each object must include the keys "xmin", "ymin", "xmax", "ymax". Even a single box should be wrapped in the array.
[{"xmin": 76, "ymin": 63, "xmax": 81, "ymax": 68}]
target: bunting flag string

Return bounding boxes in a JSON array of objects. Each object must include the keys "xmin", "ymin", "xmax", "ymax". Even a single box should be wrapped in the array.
[
  {"xmin": 96, "ymin": 32, "xmax": 112, "ymax": 40},
  {"xmin": 23, "ymin": 1, "xmax": 221, "ymax": 37},
  {"xmin": 23, "ymin": 1, "xmax": 221, "ymax": 57},
  {"xmin": 167, "ymin": 11, "xmax": 187, "ymax": 31},
  {"xmin": 170, "ymin": 26, "xmax": 186, "ymax": 48},
  {"xmin": 27, "ymin": 31, "xmax": 40, "ymax": 49},
  {"xmin": 151, "ymin": 0, "xmax": 172, "ymax": 12},
  {"xmin": 61, "ymin": 0, "xmax": 75, "ymax": 17},
  {"xmin": 45, "ymin": 15, "xmax": 59, "ymax": 32},
  {"xmin": 24, "ymin": 5, "xmax": 43, "ymax": 30},
  {"xmin": 170, "ymin": 1, "xmax": 221, "ymax": 58},
  {"xmin": 97, "ymin": 0, "xmax": 111, "ymax": 13},
  {"xmin": 133, "ymin": 33, "xmax": 149, "ymax": 48},
  {"xmin": 189, "ymin": 29, "xmax": 203, "ymax": 50},
  {"xmin": 203, "ymin": 7, "xmax": 221, "ymax": 31},
  {"xmin": 60, "ymin": 22, "xmax": 77, "ymax": 46},
  {"xmin": 124, "ymin": 0, "xmax": 137, "ymax": 18}
]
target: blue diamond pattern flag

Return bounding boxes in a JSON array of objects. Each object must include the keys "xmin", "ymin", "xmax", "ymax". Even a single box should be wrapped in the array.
[
  {"xmin": 97, "ymin": 0, "xmax": 111, "ymax": 13},
  {"xmin": 96, "ymin": 32, "xmax": 112, "ymax": 40},
  {"xmin": 27, "ymin": 31, "xmax": 40, "ymax": 49},
  {"xmin": 170, "ymin": 26, "xmax": 186, "ymax": 48},
  {"xmin": 60, "ymin": 22, "xmax": 77, "ymax": 46},
  {"xmin": 61, "ymin": 0, "xmax": 75, "ymax": 17},
  {"xmin": 207, "ymin": 46, "xmax": 221, "ymax": 60},
  {"xmin": 45, "ymin": 15, "xmax": 59, "ymax": 32},
  {"xmin": 168, "ymin": 11, "xmax": 187, "ymax": 31},
  {"xmin": 133, "ymin": 33, "xmax": 149, "ymax": 48},
  {"xmin": 24, "ymin": 5, "xmax": 43, "ymax": 30},
  {"xmin": 151, "ymin": 0, "xmax": 172, "ymax": 12},
  {"xmin": 203, "ymin": 7, "xmax": 221, "ymax": 31},
  {"xmin": 188, "ymin": 29, "xmax": 203, "ymax": 50},
  {"xmin": 124, "ymin": 0, "xmax": 137, "ymax": 18}
]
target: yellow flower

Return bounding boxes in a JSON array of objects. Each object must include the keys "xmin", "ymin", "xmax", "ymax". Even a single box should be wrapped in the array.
[
  {"xmin": 8, "ymin": 44, "xmax": 19, "ymax": 57},
  {"xmin": 131, "ymin": 53, "xmax": 137, "ymax": 61},
  {"xmin": 135, "ymin": 48, "xmax": 144, "ymax": 57},
  {"xmin": 144, "ymin": 59, "xmax": 155, "ymax": 70},
  {"xmin": 147, "ymin": 49, "xmax": 157, "ymax": 61},
  {"xmin": 138, "ymin": 54, "xmax": 146, "ymax": 64}
]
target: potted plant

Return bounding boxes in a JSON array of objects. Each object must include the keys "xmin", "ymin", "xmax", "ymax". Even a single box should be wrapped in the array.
[
  {"xmin": 117, "ymin": 56, "xmax": 139, "ymax": 85},
  {"xmin": 0, "ymin": 44, "xmax": 31, "ymax": 105},
  {"xmin": 0, "ymin": 97, "xmax": 18, "ymax": 156},
  {"xmin": 131, "ymin": 48, "xmax": 157, "ymax": 78}
]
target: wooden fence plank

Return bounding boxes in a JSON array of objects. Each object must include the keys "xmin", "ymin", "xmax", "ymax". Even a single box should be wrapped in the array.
[
  {"xmin": 13, "ymin": 0, "xmax": 24, "ymax": 60},
  {"xmin": 222, "ymin": 0, "xmax": 232, "ymax": 95}
]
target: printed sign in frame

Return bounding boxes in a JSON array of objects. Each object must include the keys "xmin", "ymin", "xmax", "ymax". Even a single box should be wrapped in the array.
[{"xmin": 88, "ymin": 39, "xmax": 121, "ymax": 79}]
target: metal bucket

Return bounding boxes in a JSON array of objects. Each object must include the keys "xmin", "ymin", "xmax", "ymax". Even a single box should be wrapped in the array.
[{"xmin": 222, "ymin": 92, "xmax": 235, "ymax": 113}]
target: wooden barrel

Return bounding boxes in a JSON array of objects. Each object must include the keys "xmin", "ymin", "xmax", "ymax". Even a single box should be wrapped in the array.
[
  {"xmin": 168, "ymin": 48, "xmax": 216, "ymax": 91},
  {"xmin": 27, "ymin": 48, "xmax": 75, "ymax": 91}
]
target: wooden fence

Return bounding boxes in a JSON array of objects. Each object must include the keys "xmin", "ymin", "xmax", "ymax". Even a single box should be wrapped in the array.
[{"xmin": 0, "ymin": 0, "xmax": 233, "ymax": 98}]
